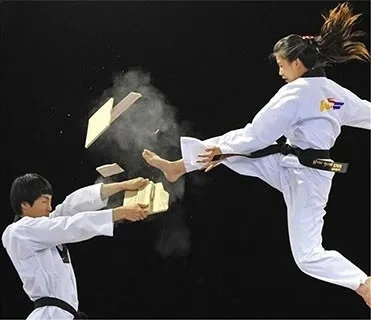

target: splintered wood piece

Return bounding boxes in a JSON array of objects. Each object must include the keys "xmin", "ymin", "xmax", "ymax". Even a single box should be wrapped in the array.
[
  {"xmin": 84, "ymin": 98, "xmax": 114, "ymax": 148},
  {"xmin": 123, "ymin": 181, "xmax": 169, "ymax": 215},
  {"xmin": 110, "ymin": 92, "xmax": 142, "ymax": 124},
  {"xmin": 96, "ymin": 163, "xmax": 124, "ymax": 177}
]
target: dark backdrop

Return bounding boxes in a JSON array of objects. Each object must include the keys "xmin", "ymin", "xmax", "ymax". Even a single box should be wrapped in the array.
[{"xmin": 0, "ymin": 1, "xmax": 370, "ymax": 319}]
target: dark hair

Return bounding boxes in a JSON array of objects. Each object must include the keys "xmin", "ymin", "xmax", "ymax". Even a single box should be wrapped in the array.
[
  {"xmin": 10, "ymin": 173, "xmax": 53, "ymax": 216},
  {"xmin": 270, "ymin": 2, "xmax": 370, "ymax": 69}
]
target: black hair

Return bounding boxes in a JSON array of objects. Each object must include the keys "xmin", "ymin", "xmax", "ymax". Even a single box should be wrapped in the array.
[
  {"xmin": 10, "ymin": 173, "xmax": 53, "ymax": 216},
  {"xmin": 270, "ymin": 2, "xmax": 370, "ymax": 69}
]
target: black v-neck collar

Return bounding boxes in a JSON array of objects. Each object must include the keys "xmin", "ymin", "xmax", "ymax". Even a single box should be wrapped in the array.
[{"xmin": 301, "ymin": 68, "xmax": 327, "ymax": 78}]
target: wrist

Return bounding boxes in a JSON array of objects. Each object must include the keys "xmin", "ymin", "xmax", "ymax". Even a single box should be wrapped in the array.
[
  {"xmin": 112, "ymin": 207, "xmax": 125, "ymax": 222},
  {"xmin": 120, "ymin": 181, "xmax": 128, "ymax": 191},
  {"xmin": 101, "ymin": 182, "xmax": 125, "ymax": 200}
]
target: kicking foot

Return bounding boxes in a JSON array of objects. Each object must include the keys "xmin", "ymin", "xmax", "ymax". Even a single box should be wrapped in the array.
[
  {"xmin": 142, "ymin": 149, "xmax": 184, "ymax": 182},
  {"xmin": 356, "ymin": 277, "xmax": 371, "ymax": 308}
]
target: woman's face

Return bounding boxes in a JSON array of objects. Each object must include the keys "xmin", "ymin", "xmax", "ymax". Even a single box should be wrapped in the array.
[{"xmin": 275, "ymin": 53, "xmax": 306, "ymax": 83}]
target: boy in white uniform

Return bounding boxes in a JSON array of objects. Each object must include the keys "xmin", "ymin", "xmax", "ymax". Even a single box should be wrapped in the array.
[
  {"xmin": 141, "ymin": 3, "xmax": 371, "ymax": 307},
  {"xmin": 2, "ymin": 173, "xmax": 150, "ymax": 319}
]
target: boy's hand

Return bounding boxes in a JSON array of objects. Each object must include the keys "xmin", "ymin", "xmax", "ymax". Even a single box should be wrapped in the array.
[{"xmin": 121, "ymin": 177, "xmax": 150, "ymax": 191}]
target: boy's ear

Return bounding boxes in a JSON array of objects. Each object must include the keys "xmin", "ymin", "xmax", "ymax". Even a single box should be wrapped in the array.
[{"xmin": 21, "ymin": 202, "xmax": 30, "ymax": 212}]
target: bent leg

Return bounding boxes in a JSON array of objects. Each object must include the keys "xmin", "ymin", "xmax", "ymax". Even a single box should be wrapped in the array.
[{"xmin": 283, "ymin": 168, "xmax": 368, "ymax": 292}]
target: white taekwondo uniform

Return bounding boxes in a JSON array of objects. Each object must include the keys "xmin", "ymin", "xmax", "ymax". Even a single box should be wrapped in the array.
[
  {"xmin": 180, "ymin": 69, "xmax": 370, "ymax": 290},
  {"xmin": 2, "ymin": 183, "xmax": 113, "ymax": 319}
]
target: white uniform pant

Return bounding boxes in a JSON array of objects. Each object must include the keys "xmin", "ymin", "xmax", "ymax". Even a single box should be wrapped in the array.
[
  {"xmin": 180, "ymin": 137, "xmax": 367, "ymax": 290},
  {"xmin": 27, "ymin": 306, "xmax": 73, "ymax": 320}
]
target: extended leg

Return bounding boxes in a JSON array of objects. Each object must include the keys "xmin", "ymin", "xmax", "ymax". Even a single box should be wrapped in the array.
[
  {"xmin": 142, "ymin": 149, "xmax": 186, "ymax": 182},
  {"xmin": 143, "ymin": 136, "xmax": 284, "ymax": 191}
]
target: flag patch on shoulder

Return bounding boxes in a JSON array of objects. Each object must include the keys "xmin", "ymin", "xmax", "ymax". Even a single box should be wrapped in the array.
[{"xmin": 320, "ymin": 98, "xmax": 344, "ymax": 112}]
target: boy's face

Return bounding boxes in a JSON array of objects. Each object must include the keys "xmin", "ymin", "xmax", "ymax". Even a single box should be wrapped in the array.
[{"xmin": 21, "ymin": 194, "xmax": 53, "ymax": 218}]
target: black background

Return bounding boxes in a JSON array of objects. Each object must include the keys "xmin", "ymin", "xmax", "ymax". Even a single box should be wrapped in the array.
[{"xmin": 0, "ymin": 1, "xmax": 370, "ymax": 318}]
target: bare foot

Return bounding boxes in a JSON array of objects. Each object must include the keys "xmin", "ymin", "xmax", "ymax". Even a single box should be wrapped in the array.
[
  {"xmin": 356, "ymin": 277, "xmax": 371, "ymax": 308},
  {"xmin": 142, "ymin": 149, "xmax": 184, "ymax": 182}
]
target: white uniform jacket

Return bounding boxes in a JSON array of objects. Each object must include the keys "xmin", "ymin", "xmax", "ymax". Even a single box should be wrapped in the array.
[
  {"xmin": 2, "ymin": 183, "xmax": 114, "ymax": 319},
  {"xmin": 179, "ymin": 68, "xmax": 370, "ymax": 290}
]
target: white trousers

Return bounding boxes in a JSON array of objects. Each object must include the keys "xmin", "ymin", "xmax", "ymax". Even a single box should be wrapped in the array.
[
  {"xmin": 180, "ymin": 136, "xmax": 367, "ymax": 290},
  {"xmin": 27, "ymin": 306, "xmax": 73, "ymax": 320}
]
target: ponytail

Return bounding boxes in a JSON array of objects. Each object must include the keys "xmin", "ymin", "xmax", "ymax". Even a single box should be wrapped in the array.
[
  {"xmin": 271, "ymin": 2, "xmax": 370, "ymax": 69},
  {"xmin": 315, "ymin": 2, "xmax": 370, "ymax": 65}
]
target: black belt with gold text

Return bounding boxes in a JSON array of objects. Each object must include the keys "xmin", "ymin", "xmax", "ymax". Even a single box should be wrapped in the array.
[{"xmin": 212, "ymin": 143, "xmax": 349, "ymax": 173}]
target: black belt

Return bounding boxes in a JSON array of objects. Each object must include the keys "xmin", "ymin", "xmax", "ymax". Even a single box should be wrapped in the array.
[
  {"xmin": 212, "ymin": 143, "xmax": 349, "ymax": 173},
  {"xmin": 34, "ymin": 297, "xmax": 88, "ymax": 319}
]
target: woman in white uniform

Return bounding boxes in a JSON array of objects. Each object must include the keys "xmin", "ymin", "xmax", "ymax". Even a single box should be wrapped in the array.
[
  {"xmin": 141, "ymin": 2, "xmax": 371, "ymax": 307},
  {"xmin": 2, "ymin": 173, "xmax": 150, "ymax": 319}
]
